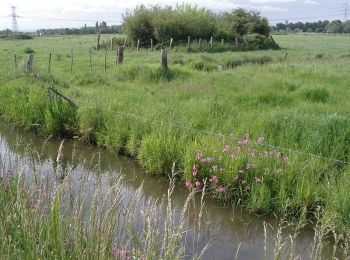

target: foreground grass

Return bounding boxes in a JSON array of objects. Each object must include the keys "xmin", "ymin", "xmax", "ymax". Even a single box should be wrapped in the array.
[{"xmin": 0, "ymin": 34, "xmax": 350, "ymax": 235}]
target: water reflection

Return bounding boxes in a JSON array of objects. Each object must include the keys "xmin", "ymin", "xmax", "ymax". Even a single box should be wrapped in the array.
[{"xmin": 0, "ymin": 122, "xmax": 340, "ymax": 259}]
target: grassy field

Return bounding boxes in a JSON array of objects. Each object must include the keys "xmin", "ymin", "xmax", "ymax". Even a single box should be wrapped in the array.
[{"xmin": 1, "ymin": 34, "xmax": 350, "ymax": 234}]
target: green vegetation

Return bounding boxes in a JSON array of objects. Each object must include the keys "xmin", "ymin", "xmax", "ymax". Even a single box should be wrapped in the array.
[
  {"xmin": 123, "ymin": 5, "xmax": 273, "ymax": 49},
  {"xmin": 0, "ymin": 144, "xmax": 206, "ymax": 258},
  {"xmin": 1, "ymin": 34, "xmax": 350, "ymax": 236}
]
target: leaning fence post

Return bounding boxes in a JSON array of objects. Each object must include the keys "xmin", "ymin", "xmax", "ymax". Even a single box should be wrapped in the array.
[
  {"xmin": 89, "ymin": 49, "xmax": 92, "ymax": 74},
  {"xmin": 137, "ymin": 39, "xmax": 140, "ymax": 51},
  {"xmin": 110, "ymin": 36, "xmax": 114, "ymax": 49},
  {"xmin": 96, "ymin": 34, "xmax": 101, "ymax": 50},
  {"xmin": 70, "ymin": 49, "xmax": 74, "ymax": 73},
  {"xmin": 14, "ymin": 54, "xmax": 17, "ymax": 71},
  {"xmin": 117, "ymin": 46, "xmax": 124, "ymax": 65},
  {"xmin": 151, "ymin": 39, "xmax": 153, "ymax": 51},
  {"xmin": 48, "ymin": 53, "xmax": 52, "ymax": 73},
  {"xmin": 160, "ymin": 49, "xmax": 168, "ymax": 70},
  {"xmin": 26, "ymin": 54, "xmax": 33, "ymax": 73}
]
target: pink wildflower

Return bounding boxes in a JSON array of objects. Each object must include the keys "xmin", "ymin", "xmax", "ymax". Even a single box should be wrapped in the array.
[
  {"xmin": 283, "ymin": 157, "xmax": 289, "ymax": 164},
  {"xmin": 236, "ymin": 147, "xmax": 241, "ymax": 153},
  {"xmin": 216, "ymin": 187, "xmax": 225, "ymax": 193},
  {"xmin": 111, "ymin": 243, "xmax": 118, "ymax": 256},
  {"xmin": 185, "ymin": 181, "xmax": 193, "ymax": 190},
  {"xmin": 195, "ymin": 180, "xmax": 203, "ymax": 189},
  {"xmin": 223, "ymin": 145, "xmax": 230, "ymax": 152},
  {"xmin": 209, "ymin": 176, "xmax": 218, "ymax": 184},
  {"xmin": 192, "ymin": 164, "xmax": 198, "ymax": 177}
]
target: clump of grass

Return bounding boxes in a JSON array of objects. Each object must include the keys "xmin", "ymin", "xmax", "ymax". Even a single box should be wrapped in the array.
[
  {"xmin": 23, "ymin": 47, "xmax": 34, "ymax": 54},
  {"xmin": 191, "ymin": 60, "xmax": 218, "ymax": 72},
  {"xmin": 301, "ymin": 87, "xmax": 330, "ymax": 103},
  {"xmin": 257, "ymin": 92, "xmax": 293, "ymax": 107},
  {"xmin": 224, "ymin": 55, "xmax": 273, "ymax": 69}
]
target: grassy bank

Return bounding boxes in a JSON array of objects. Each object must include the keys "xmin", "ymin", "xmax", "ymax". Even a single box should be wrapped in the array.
[{"xmin": 1, "ymin": 34, "xmax": 350, "ymax": 235}]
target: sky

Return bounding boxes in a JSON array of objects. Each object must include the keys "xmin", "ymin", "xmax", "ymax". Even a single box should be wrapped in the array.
[{"xmin": 0, "ymin": 0, "xmax": 348, "ymax": 31}]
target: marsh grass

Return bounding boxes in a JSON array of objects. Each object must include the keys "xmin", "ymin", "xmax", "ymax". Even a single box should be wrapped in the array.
[
  {"xmin": 1, "ymin": 34, "xmax": 350, "ymax": 237},
  {"xmin": 0, "ymin": 141, "xmax": 350, "ymax": 259}
]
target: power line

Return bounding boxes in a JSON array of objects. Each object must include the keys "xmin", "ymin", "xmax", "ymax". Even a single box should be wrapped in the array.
[
  {"xmin": 269, "ymin": 13, "xmax": 343, "ymax": 22},
  {"xmin": 11, "ymin": 6, "xmax": 19, "ymax": 32},
  {"xmin": 19, "ymin": 16, "xmax": 122, "ymax": 23},
  {"xmin": 343, "ymin": 2, "xmax": 349, "ymax": 21}
]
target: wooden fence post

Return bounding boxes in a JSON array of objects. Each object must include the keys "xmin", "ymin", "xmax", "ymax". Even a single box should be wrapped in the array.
[
  {"xmin": 26, "ymin": 54, "xmax": 33, "ymax": 73},
  {"xmin": 209, "ymin": 36, "xmax": 213, "ymax": 51},
  {"xmin": 70, "ymin": 49, "xmax": 73, "ymax": 73},
  {"xmin": 199, "ymin": 38, "xmax": 202, "ymax": 49},
  {"xmin": 48, "ymin": 53, "xmax": 51, "ymax": 73},
  {"xmin": 170, "ymin": 38, "xmax": 173, "ymax": 49},
  {"xmin": 96, "ymin": 34, "xmax": 101, "ymax": 50},
  {"xmin": 117, "ymin": 46, "xmax": 124, "ymax": 65},
  {"xmin": 89, "ymin": 49, "xmax": 92, "ymax": 74},
  {"xmin": 110, "ymin": 37, "xmax": 114, "ymax": 49},
  {"xmin": 161, "ymin": 49, "xmax": 167, "ymax": 70},
  {"xmin": 14, "ymin": 54, "xmax": 17, "ymax": 71},
  {"xmin": 137, "ymin": 39, "xmax": 140, "ymax": 51},
  {"xmin": 187, "ymin": 36, "xmax": 191, "ymax": 49},
  {"xmin": 123, "ymin": 37, "xmax": 127, "ymax": 48},
  {"xmin": 221, "ymin": 38, "xmax": 224, "ymax": 46},
  {"xmin": 151, "ymin": 39, "xmax": 153, "ymax": 51}
]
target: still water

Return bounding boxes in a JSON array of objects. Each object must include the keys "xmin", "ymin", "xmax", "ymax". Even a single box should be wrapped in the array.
[{"xmin": 0, "ymin": 122, "xmax": 339, "ymax": 259}]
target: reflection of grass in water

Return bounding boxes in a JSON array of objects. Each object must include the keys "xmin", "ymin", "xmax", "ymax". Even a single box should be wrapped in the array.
[
  {"xmin": 0, "ymin": 142, "xmax": 349, "ymax": 259},
  {"xmin": 0, "ymin": 142, "xmax": 209, "ymax": 259}
]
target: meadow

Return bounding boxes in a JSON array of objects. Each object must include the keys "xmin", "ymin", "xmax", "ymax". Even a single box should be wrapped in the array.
[{"xmin": 0, "ymin": 33, "xmax": 350, "ymax": 237}]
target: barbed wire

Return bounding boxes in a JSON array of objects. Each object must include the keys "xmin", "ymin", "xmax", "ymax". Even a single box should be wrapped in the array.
[{"xmin": 74, "ymin": 101, "xmax": 350, "ymax": 166}]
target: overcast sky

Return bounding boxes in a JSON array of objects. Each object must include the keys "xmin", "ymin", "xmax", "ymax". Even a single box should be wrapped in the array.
[{"xmin": 0, "ymin": 0, "xmax": 347, "ymax": 31}]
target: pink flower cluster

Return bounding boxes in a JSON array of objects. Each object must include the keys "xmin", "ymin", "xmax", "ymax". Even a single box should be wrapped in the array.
[{"xmin": 185, "ymin": 134, "xmax": 290, "ymax": 196}]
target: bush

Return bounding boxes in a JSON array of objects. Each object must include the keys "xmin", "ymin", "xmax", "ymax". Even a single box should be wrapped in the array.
[{"xmin": 23, "ymin": 47, "xmax": 34, "ymax": 54}]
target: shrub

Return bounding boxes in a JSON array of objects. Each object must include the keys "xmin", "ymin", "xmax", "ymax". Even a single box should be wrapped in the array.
[{"xmin": 24, "ymin": 47, "xmax": 34, "ymax": 54}]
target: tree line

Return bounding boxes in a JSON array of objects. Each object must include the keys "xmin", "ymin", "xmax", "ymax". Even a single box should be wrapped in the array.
[
  {"xmin": 36, "ymin": 22, "xmax": 122, "ymax": 36},
  {"xmin": 122, "ymin": 4, "xmax": 270, "ymax": 44},
  {"xmin": 272, "ymin": 20, "xmax": 350, "ymax": 34}
]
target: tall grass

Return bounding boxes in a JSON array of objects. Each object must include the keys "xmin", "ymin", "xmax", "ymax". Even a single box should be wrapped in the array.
[
  {"xmin": 0, "ymin": 141, "xmax": 350, "ymax": 259},
  {"xmin": 1, "ymin": 34, "xmax": 350, "ymax": 236}
]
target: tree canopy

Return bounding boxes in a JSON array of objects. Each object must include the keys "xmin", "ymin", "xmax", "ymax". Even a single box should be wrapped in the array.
[{"xmin": 122, "ymin": 5, "xmax": 270, "ymax": 43}]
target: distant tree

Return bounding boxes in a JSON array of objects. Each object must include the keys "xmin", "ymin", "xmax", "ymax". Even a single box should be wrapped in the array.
[
  {"xmin": 326, "ymin": 20, "xmax": 343, "ymax": 33},
  {"xmin": 342, "ymin": 20, "xmax": 350, "ymax": 33}
]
